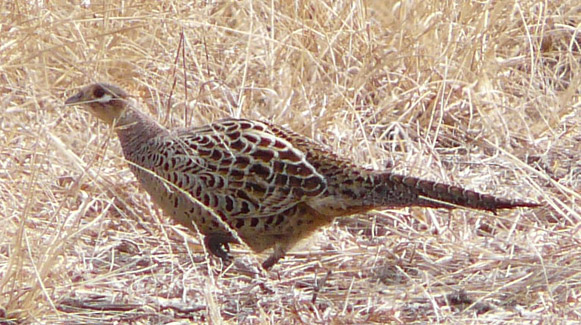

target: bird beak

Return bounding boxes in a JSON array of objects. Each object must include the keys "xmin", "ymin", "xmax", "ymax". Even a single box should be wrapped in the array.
[{"xmin": 65, "ymin": 91, "xmax": 84, "ymax": 106}]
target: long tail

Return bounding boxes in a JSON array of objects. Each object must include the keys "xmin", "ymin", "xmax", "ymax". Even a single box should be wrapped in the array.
[{"xmin": 354, "ymin": 172, "xmax": 540, "ymax": 214}]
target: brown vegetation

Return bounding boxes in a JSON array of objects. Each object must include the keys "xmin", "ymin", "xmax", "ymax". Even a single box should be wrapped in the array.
[{"xmin": 1, "ymin": 0, "xmax": 579, "ymax": 322}]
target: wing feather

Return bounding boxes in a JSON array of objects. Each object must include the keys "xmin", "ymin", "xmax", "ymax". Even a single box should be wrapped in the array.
[{"xmin": 146, "ymin": 119, "xmax": 328, "ymax": 219}]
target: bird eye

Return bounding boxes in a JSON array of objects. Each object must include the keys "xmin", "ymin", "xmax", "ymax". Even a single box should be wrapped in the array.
[{"xmin": 93, "ymin": 87, "xmax": 105, "ymax": 98}]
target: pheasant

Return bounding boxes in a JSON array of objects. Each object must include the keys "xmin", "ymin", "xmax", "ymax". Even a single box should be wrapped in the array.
[{"xmin": 65, "ymin": 83, "xmax": 540, "ymax": 269}]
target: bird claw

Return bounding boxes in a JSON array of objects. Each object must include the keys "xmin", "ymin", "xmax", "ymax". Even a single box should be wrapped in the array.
[
  {"xmin": 204, "ymin": 234, "xmax": 233, "ymax": 265},
  {"xmin": 261, "ymin": 243, "xmax": 288, "ymax": 269}
]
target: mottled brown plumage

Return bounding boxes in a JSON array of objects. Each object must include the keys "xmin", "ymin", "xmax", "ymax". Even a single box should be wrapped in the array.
[{"xmin": 65, "ymin": 83, "xmax": 540, "ymax": 269}]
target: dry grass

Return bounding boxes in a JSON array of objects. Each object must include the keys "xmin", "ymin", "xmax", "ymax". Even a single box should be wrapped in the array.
[{"xmin": 1, "ymin": 0, "xmax": 580, "ymax": 323}]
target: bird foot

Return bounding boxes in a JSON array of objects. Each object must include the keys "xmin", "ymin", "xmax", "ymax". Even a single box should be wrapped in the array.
[
  {"xmin": 261, "ymin": 244, "xmax": 288, "ymax": 269},
  {"xmin": 261, "ymin": 255, "xmax": 281, "ymax": 270},
  {"xmin": 204, "ymin": 234, "xmax": 234, "ymax": 265}
]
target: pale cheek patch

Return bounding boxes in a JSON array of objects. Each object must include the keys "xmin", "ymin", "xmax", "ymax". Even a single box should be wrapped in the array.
[{"xmin": 96, "ymin": 94, "xmax": 113, "ymax": 103}]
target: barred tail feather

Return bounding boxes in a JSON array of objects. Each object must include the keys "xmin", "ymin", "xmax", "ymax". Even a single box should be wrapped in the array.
[{"xmin": 364, "ymin": 172, "xmax": 540, "ymax": 214}]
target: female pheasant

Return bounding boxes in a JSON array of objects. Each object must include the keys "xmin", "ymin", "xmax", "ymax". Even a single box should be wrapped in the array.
[{"xmin": 65, "ymin": 83, "xmax": 539, "ymax": 269}]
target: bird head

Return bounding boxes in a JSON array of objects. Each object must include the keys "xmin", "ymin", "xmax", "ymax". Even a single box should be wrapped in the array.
[{"xmin": 65, "ymin": 83, "xmax": 130, "ymax": 125}]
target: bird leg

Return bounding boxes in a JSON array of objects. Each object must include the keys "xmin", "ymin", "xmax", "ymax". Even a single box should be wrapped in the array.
[
  {"xmin": 206, "ymin": 234, "xmax": 288, "ymax": 270},
  {"xmin": 204, "ymin": 233, "xmax": 234, "ymax": 264},
  {"xmin": 262, "ymin": 242, "xmax": 289, "ymax": 269}
]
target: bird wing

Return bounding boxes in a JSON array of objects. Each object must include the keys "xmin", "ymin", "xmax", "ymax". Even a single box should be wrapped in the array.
[{"xmin": 147, "ymin": 118, "xmax": 328, "ymax": 219}]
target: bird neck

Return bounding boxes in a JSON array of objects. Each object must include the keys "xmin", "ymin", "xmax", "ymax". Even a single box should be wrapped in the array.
[{"xmin": 114, "ymin": 107, "xmax": 168, "ymax": 159}]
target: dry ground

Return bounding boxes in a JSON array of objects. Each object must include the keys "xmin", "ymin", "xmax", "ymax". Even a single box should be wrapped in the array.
[{"xmin": 1, "ymin": 0, "xmax": 580, "ymax": 323}]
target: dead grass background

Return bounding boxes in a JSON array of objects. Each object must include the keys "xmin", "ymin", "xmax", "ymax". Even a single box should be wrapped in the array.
[{"xmin": 1, "ymin": 0, "xmax": 580, "ymax": 323}]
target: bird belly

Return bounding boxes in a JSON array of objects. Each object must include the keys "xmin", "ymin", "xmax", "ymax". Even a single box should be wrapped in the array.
[{"xmin": 129, "ymin": 166, "xmax": 336, "ymax": 255}]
